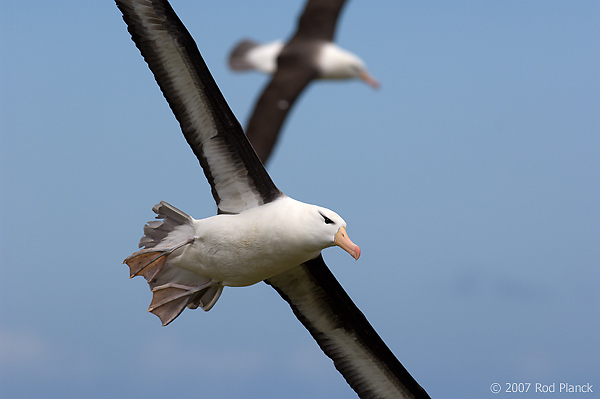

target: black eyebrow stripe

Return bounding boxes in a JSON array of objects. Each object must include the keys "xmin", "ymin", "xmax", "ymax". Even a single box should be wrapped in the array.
[{"xmin": 319, "ymin": 212, "xmax": 335, "ymax": 225}]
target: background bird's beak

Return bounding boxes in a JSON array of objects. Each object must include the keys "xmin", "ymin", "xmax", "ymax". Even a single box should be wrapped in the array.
[
  {"xmin": 334, "ymin": 226, "xmax": 361, "ymax": 260},
  {"xmin": 360, "ymin": 71, "xmax": 380, "ymax": 89}
]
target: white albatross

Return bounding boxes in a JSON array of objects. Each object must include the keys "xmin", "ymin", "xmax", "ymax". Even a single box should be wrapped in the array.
[
  {"xmin": 125, "ymin": 198, "xmax": 359, "ymax": 322},
  {"xmin": 229, "ymin": 38, "xmax": 378, "ymax": 85},
  {"xmin": 229, "ymin": 0, "xmax": 379, "ymax": 162},
  {"xmin": 228, "ymin": 0, "xmax": 379, "ymax": 87},
  {"xmin": 115, "ymin": 1, "xmax": 430, "ymax": 398}
]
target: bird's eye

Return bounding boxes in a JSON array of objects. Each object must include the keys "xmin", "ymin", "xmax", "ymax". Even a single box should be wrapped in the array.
[{"xmin": 319, "ymin": 212, "xmax": 335, "ymax": 225}]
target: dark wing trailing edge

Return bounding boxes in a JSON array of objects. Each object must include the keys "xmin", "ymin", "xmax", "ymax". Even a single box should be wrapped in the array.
[
  {"xmin": 266, "ymin": 256, "xmax": 431, "ymax": 399},
  {"xmin": 115, "ymin": 0, "xmax": 282, "ymax": 214}
]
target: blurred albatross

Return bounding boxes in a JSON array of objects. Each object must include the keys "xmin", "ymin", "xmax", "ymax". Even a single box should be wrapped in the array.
[
  {"xmin": 229, "ymin": 0, "xmax": 379, "ymax": 162},
  {"xmin": 115, "ymin": 1, "xmax": 429, "ymax": 398},
  {"xmin": 228, "ymin": 0, "xmax": 378, "ymax": 86}
]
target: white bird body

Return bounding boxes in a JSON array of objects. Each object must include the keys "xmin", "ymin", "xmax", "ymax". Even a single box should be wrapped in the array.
[
  {"xmin": 165, "ymin": 197, "xmax": 347, "ymax": 287},
  {"xmin": 230, "ymin": 39, "xmax": 376, "ymax": 83},
  {"xmin": 124, "ymin": 196, "xmax": 358, "ymax": 324}
]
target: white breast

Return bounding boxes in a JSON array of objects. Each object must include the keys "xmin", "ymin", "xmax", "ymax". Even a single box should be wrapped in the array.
[
  {"xmin": 169, "ymin": 197, "xmax": 323, "ymax": 286},
  {"xmin": 317, "ymin": 42, "xmax": 366, "ymax": 79}
]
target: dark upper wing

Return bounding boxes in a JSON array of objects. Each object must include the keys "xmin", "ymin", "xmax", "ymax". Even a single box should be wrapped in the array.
[
  {"xmin": 293, "ymin": 0, "xmax": 347, "ymax": 42},
  {"xmin": 245, "ymin": 52, "xmax": 318, "ymax": 163},
  {"xmin": 266, "ymin": 255, "xmax": 431, "ymax": 399},
  {"xmin": 115, "ymin": 0, "xmax": 282, "ymax": 214}
]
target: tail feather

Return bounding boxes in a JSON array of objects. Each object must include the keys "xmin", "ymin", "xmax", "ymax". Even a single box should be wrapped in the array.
[
  {"xmin": 228, "ymin": 39, "xmax": 259, "ymax": 71},
  {"xmin": 140, "ymin": 201, "xmax": 194, "ymax": 249},
  {"xmin": 189, "ymin": 284, "xmax": 223, "ymax": 312},
  {"xmin": 124, "ymin": 201, "xmax": 224, "ymax": 324}
]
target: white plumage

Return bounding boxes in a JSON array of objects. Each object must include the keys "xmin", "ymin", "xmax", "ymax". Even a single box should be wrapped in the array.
[
  {"xmin": 125, "ymin": 197, "xmax": 359, "ymax": 325},
  {"xmin": 229, "ymin": 39, "xmax": 379, "ymax": 86},
  {"xmin": 115, "ymin": 1, "xmax": 430, "ymax": 397}
]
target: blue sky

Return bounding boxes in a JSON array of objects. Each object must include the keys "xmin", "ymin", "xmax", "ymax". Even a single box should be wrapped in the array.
[{"xmin": 1, "ymin": 1, "xmax": 599, "ymax": 398}]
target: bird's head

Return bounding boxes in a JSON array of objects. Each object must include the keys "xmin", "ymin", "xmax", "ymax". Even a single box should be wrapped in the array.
[
  {"xmin": 306, "ymin": 205, "xmax": 361, "ymax": 260},
  {"xmin": 318, "ymin": 43, "xmax": 379, "ymax": 89}
]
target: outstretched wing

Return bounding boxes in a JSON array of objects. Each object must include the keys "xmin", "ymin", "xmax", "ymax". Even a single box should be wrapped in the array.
[
  {"xmin": 115, "ymin": 0, "xmax": 282, "ymax": 214},
  {"xmin": 293, "ymin": 0, "xmax": 347, "ymax": 42},
  {"xmin": 245, "ymin": 56, "xmax": 318, "ymax": 163},
  {"xmin": 266, "ymin": 255, "xmax": 431, "ymax": 399}
]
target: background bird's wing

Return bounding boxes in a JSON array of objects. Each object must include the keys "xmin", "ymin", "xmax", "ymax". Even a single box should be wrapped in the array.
[
  {"xmin": 244, "ymin": 0, "xmax": 349, "ymax": 164},
  {"xmin": 293, "ymin": 0, "xmax": 347, "ymax": 42},
  {"xmin": 116, "ymin": 0, "xmax": 281, "ymax": 214},
  {"xmin": 245, "ymin": 57, "xmax": 318, "ymax": 163},
  {"xmin": 266, "ymin": 255, "xmax": 431, "ymax": 399}
]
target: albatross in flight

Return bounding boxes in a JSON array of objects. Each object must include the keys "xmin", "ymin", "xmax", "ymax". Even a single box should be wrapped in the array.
[
  {"xmin": 115, "ymin": 1, "xmax": 429, "ymax": 398},
  {"xmin": 229, "ymin": 0, "xmax": 379, "ymax": 162}
]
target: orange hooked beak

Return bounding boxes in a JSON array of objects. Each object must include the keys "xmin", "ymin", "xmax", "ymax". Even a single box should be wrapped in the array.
[{"xmin": 334, "ymin": 226, "xmax": 361, "ymax": 260}]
